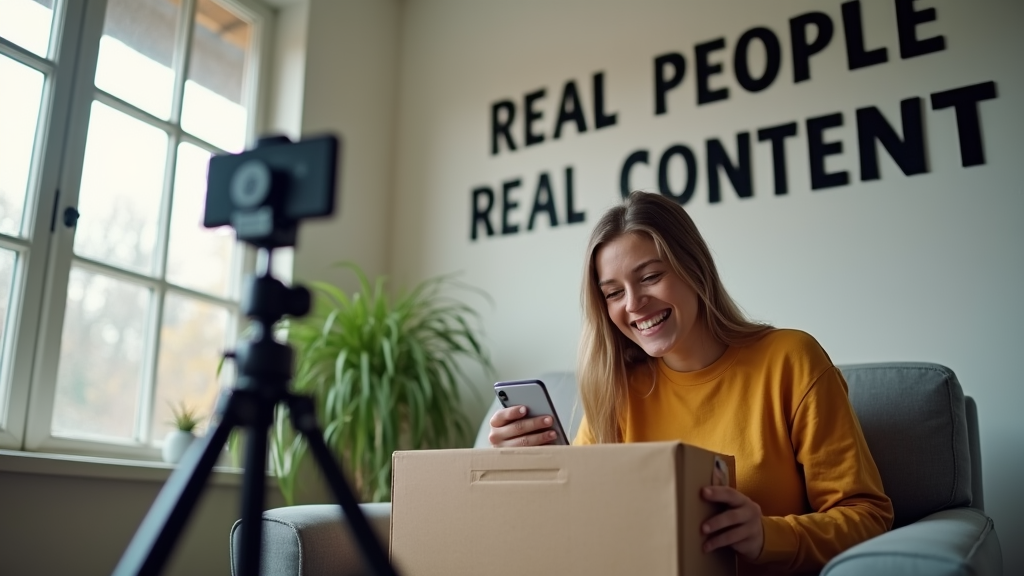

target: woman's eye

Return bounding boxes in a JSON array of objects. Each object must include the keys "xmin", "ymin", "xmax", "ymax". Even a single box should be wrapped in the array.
[
  {"xmin": 604, "ymin": 290, "xmax": 622, "ymax": 300},
  {"xmin": 642, "ymin": 273, "xmax": 663, "ymax": 283}
]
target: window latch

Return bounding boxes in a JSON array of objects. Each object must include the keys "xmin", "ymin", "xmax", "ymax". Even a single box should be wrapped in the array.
[{"xmin": 63, "ymin": 206, "xmax": 80, "ymax": 228}]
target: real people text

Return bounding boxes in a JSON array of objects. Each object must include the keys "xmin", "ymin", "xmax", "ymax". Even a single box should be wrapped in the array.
[{"xmin": 469, "ymin": 0, "xmax": 1000, "ymax": 241}]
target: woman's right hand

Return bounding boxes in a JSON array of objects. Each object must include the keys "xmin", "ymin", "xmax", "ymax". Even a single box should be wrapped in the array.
[{"xmin": 488, "ymin": 405, "xmax": 560, "ymax": 447}]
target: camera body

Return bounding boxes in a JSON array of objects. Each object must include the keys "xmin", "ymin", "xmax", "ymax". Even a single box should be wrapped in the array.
[{"xmin": 203, "ymin": 135, "xmax": 339, "ymax": 248}]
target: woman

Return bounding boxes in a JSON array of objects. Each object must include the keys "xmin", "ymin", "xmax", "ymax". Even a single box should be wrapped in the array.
[{"xmin": 489, "ymin": 191, "xmax": 893, "ymax": 575}]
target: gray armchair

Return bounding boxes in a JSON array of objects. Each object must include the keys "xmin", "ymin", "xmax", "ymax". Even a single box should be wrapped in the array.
[{"xmin": 230, "ymin": 362, "xmax": 1003, "ymax": 575}]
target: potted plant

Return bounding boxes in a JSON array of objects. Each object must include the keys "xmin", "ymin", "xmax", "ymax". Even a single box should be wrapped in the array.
[
  {"xmin": 163, "ymin": 401, "xmax": 203, "ymax": 464},
  {"xmin": 269, "ymin": 265, "xmax": 494, "ymax": 504}
]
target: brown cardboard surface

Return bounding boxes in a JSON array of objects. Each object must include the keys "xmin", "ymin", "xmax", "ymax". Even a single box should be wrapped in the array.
[{"xmin": 390, "ymin": 441, "xmax": 736, "ymax": 576}]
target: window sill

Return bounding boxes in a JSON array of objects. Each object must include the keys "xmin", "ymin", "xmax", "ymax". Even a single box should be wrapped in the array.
[{"xmin": 0, "ymin": 449, "xmax": 253, "ymax": 487}]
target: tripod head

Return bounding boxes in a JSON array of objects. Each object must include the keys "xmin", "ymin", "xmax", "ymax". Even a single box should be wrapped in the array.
[
  {"xmin": 242, "ymin": 250, "xmax": 312, "ymax": 325},
  {"xmin": 228, "ymin": 249, "xmax": 312, "ymax": 395}
]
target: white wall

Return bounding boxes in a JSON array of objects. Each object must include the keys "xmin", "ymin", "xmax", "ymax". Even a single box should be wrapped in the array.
[
  {"xmin": 290, "ymin": 0, "xmax": 402, "ymax": 291},
  {"xmin": 387, "ymin": 0, "xmax": 1023, "ymax": 570},
  {"xmin": 0, "ymin": 459, "xmax": 286, "ymax": 576}
]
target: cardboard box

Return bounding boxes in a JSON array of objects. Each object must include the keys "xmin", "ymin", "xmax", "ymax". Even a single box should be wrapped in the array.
[{"xmin": 390, "ymin": 441, "xmax": 736, "ymax": 576}]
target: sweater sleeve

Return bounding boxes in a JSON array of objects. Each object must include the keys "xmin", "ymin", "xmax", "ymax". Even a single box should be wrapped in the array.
[{"xmin": 753, "ymin": 366, "xmax": 894, "ymax": 572}]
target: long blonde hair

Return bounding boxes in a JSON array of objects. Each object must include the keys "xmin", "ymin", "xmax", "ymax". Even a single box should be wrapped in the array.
[{"xmin": 576, "ymin": 191, "xmax": 772, "ymax": 443}]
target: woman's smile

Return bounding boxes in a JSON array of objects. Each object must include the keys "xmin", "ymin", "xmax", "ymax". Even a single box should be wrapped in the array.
[{"xmin": 633, "ymin": 309, "xmax": 671, "ymax": 333}]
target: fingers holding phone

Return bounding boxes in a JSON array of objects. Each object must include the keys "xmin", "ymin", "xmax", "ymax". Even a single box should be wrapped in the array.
[
  {"xmin": 488, "ymin": 406, "xmax": 559, "ymax": 447},
  {"xmin": 490, "ymin": 379, "xmax": 570, "ymax": 447}
]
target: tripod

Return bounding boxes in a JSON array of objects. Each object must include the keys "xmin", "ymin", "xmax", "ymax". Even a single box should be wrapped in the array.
[{"xmin": 113, "ymin": 249, "xmax": 400, "ymax": 576}]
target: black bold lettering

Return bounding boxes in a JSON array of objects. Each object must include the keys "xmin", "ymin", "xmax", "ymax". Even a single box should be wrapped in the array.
[
  {"xmin": 842, "ymin": 1, "xmax": 888, "ymax": 70},
  {"xmin": 593, "ymin": 72, "xmax": 618, "ymax": 129},
  {"xmin": 931, "ymin": 81, "xmax": 998, "ymax": 167},
  {"xmin": 696, "ymin": 38, "xmax": 729, "ymax": 105},
  {"xmin": 757, "ymin": 123, "xmax": 798, "ymax": 195},
  {"xmin": 735, "ymin": 27, "xmax": 782, "ymax": 93},
  {"xmin": 707, "ymin": 133, "xmax": 753, "ymax": 203},
  {"xmin": 565, "ymin": 166, "xmax": 585, "ymax": 224},
  {"xmin": 553, "ymin": 82, "xmax": 587, "ymax": 139},
  {"xmin": 896, "ymin": 0, "xmax": 946, "ymax": 59},
  {"xmin": 658, "ymin": 145, "xmax": 698, "ymax": 205},
  {"xmin": 491, "ymin": 100, "xmax": 516, "ymax": 155},
  {"xmin": 807, "ymin": 113, "xmax": 849, "ymax": 189},
  {"xmin": 654, "ymin": 52, "xmax": 687, "ymax": 115},
  {"xmin": 524, "ymin": 89, "xmax": 546, "ymax": 147},
  {"xmin": 501, "ymin": 179, "xmax": 522, "ymax": 235},
  {"xmin": 470, "ymin": 186, "xmax": 495, "ymax": 241},
  {"xmin": 790, "ymin": 12, "xmax": 834, "ymax": 83},
  {"xmin": 528, "ymin": 173, "xmax": 559, "ymax": 230},
  {"xmin": 620, "ymin": 150, "xmax": 650, "ymax": 199},
  {"xmin": 856, "ymin": 98, "xmax": 927, "ymax": 181}
]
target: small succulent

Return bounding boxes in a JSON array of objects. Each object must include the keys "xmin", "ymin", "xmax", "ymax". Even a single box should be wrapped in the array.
[{"xmin": 168, "ymin": 401, "xmax": 203, "ymax": 433}]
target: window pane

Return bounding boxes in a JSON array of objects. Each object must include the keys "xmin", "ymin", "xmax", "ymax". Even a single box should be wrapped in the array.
[
  {"xmin": 181, "ymin": 0, "xmax": 250, "ymax": 153},
  {"xmin": 0, "ymin": 0, "xmax": 54, "ymax": 58},
  {"xmin": 53, "ymin": 268, "xmax": 151, "ymax": 440},
  {"xmin": 74, "ymin": 102, "xmax": 167, "ymax": 274},
  {"xmin": 0, "ymin": 54, "xmax": 44, "ymax": 237},
  {"xmin": 0, "ymin": 248, "xmax": 16, "ymax": 422},
  {"xmin": 150, "ymin": 292, "xmax": 230, "ymax": 442},
  {"xmin": 166, "ymin": 143, "xmax": 235, "ymax": 296},
  {"xmin": 94, "ymin": 0, "xmax": 178, "ymax": 119}
]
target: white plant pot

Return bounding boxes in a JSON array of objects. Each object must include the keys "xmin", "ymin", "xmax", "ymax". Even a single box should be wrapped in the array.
[{"xmin": 163, "ymin": 430, "xmax": 197, "ymax": 464}]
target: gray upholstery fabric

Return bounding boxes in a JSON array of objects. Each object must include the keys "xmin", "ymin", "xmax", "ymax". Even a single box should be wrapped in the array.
[
  {"xmin": 821, "ymin": 507, "xmax": 1002, "ymax": 576},
  {"xmin": 838, "ymin": 363, "xmax": 972, "ymax": 527},
  {"xmin": 472, "ymin": 371, "xmax": 582, "ymax": 448},
  {"xmin": 229, "ymin": 502, "xmax": 391, "ymax": 576}
]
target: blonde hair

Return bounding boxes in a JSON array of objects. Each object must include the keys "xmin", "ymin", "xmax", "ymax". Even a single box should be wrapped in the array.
[{"xmin": 576, "ymin": 191, "xmax": 772, "ymax": 443}]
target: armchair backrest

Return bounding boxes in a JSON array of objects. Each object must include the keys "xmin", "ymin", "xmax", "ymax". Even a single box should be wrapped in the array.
[
  {"xmin": 473, "ymin": 362, "xmax": 981, "ymax": 529},
  {"xmin": 838, "ymin": 362, "xmax": 976, "ymax": 527}
]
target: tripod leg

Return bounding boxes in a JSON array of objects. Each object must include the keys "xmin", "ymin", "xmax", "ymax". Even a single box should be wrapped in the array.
[
  {"xmin": 112, "ymin": 404, "xmax": 239, "ymax": 576},
  {"xmin": 237, "ymin": 401, "xmax": 271, "ymax": 576},
  {"xmin": 286, "ymin": 394, "xmax": 400, "ymax": 576}
]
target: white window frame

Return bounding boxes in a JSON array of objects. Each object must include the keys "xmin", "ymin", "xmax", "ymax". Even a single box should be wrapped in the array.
[{"xmin": 0, "ymin": 0, "xmax": 275, "ymax": 461}]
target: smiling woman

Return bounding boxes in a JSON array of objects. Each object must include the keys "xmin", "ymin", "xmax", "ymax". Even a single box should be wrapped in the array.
[{"xmin": 488, "ymin": 191, "xmax": 895, "ymax": 575}]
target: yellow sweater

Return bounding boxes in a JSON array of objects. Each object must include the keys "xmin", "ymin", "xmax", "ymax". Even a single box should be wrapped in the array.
[{"xmin": 574, "ymin": 329, "xmax": 893, "ymax": 575}]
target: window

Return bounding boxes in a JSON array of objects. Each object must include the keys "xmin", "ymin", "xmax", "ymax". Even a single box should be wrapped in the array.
[{"xmin": 0, "ymin": 0, "xmax": 271, "ymax": 460}]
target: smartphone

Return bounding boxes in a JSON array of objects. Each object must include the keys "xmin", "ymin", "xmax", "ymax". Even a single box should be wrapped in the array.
[{"xmin": 493, "ymin": 379, "xmax": 570, "ymax": 445}]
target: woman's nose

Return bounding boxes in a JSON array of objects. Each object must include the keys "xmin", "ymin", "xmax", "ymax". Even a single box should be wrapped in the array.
[{"xmin": 625, "ymin": 289, "xmax": 644, "ymax": 312}]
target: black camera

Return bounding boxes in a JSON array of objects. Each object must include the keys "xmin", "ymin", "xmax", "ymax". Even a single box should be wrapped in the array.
[{"xmin": 203, "ymin": 134, "xmax": 340, "ymax": 248}]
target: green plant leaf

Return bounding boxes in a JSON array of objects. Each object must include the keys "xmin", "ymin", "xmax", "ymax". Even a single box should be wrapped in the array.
[{"xmin": 268, "ymin": 264, "xmax": 493, "ymax": 502}]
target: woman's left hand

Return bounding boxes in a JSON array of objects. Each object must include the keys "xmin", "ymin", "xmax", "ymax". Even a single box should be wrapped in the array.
[{"xmin": 700, "ymin": 485, "xmax": 765, "ymax": 560}]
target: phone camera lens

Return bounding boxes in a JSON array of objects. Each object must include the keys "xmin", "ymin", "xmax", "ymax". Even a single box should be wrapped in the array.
[{"xmin": 498, "ymin": 391, "xmax": 508, "ymax": 402}]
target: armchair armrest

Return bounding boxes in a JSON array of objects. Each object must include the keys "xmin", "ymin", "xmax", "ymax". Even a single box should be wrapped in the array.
[
  {"xmin": 822, "ymin": 507, "xmax": 1003, "ymax": 576},
  {"xmin": 229, "ymin": 502, "xmax": 392, "ymax": 576}
]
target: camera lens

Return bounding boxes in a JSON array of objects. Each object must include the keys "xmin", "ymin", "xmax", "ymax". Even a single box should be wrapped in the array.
[{"xmin": 498, "ymin": 391, "xmax": 507, "ymax": 402}]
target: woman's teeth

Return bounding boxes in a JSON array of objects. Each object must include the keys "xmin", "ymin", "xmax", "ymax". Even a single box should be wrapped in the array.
[{"xmin": 636, "ymin": 310, "xmax": 668, "ymax": 331}]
